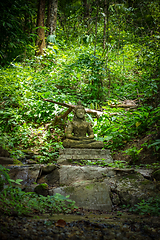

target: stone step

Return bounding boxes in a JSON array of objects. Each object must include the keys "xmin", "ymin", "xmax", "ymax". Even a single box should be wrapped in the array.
[
  {"xmin": 59, "ymin": 148, "xmax": 111, "ymax": 155},
  {"xmin": 58, "ymin": 148, "xmax": 113, "ymax": 164}
]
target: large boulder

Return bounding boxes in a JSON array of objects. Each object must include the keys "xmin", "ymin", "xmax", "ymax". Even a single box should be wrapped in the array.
[
  {"xmin": 50, "ymin": 180, "xmax": 112, "ymax": 211},
  {"xmin": 107, "ymin": 169, "xmax": 160, "ymax": 206},
  {"xmin": 7, "ymin": 165, "xmax": 41, "ymax": 186}
]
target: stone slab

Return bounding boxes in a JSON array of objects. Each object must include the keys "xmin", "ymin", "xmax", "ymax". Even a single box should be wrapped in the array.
[
  {"xmin": 59, "ymin": 165, "xmax": 116, "ymax": 185},
  {"xmin": 50, "ymin": 180, "xmax": 112, "ymax": 211},
  {"xmin": 37, "ymin": 165, "xmax": 116, "ymax": 186},
  {"xmin": 57, "ymin": 148, "xmax": 113, "ymax": 165}
]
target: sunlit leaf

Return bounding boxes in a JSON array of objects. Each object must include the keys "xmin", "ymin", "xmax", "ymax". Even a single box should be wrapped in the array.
[
  {"xmin": 136, "ymin": 122, "xmax": 141, "ymax": 127},
  {"xmin": 25, "ymin": 91, "xmax": 32, "ymax": 98}
]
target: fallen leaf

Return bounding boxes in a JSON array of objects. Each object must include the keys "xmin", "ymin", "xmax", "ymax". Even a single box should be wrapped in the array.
[{"xmin": 55, "ymin": 219, "xmax": 66, "ymax": 227}]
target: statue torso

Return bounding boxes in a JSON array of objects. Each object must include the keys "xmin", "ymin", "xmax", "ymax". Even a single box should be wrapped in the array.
[{"xmin": 72, "ymin": 120, "xmax": 89, "ymax": 137}]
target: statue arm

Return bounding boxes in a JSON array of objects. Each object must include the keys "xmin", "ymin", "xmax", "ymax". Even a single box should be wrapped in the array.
[{"xmin": 87, "ymin": 123, "xmax": 94, "ymax": 139}]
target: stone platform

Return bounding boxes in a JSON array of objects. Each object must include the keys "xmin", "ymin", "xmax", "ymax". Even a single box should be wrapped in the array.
[
  {"xmin": 57, "ymin": 148, "xmax": 113, "ymax": 165},
  {"xmin": 5, "ymin": 163, "xmax": 158, "ymax": 212}
]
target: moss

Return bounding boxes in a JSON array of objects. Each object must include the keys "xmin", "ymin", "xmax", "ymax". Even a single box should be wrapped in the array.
[
  {"xmin": 13, "ymin": 159, "xmax": 23, "ymax": 165},
  {"xmin": 123, "ymin": 174, "xmax": 140, "ymax": 180},
  {"xmin": 35, "ymin": 183, "xmax": 48, "ymax": 190},
  {"xmin": 65, "ymin": 186, "xmax": 75, "ymax": 193},
  {"xmin": 140, "ymin": 180, "xmax": 151, "ymax": 185},
  {"xmin": 22, "ymin": 150, "xmax": 33, "ymax": 154},
  {"xmin": 59, "ymin": 184, "xmax": 65, "ymax": 187},
  {"xmin": 85, "ymin": 184, "xmax": 94, "ymax": 190},
  {"xmin": 34, "ymin": 183, "xmax": 49, "ymax": 197}
]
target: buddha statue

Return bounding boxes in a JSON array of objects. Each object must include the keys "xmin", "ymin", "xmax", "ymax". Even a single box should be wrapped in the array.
[{"xmin": 63, "ymin": 101, "xmax": 104, "ymax": 149}]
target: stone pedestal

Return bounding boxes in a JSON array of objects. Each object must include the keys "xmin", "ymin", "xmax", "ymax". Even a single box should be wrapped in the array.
[{"xmin": 57, "ymin": 148, "xmax": 113, "ymax": 165}]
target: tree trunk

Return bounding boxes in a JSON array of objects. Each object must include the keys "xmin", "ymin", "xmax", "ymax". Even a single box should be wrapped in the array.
[
  {"xmin": 36, "ymin": 0, "xmax": 46, "ymax": 55},
  {"xmin": 82, "ymin": 0, "xmax": 90, "ymax": 19},
  {"xmin": 104, "ymin": 0, "xmax": 110, "ymax": 94},
  {"xmin": 47, "ymin": 0, "xmax": 58, "ymax": 37},
  {"xmin": 94, "ymin": 1, "xmax": 99, "ymax": 56},
  {"xmin": 103, "ymin": 0, "xmax": 107, "ymax": 49}
]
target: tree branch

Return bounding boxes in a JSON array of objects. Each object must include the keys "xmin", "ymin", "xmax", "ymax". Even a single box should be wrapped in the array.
[{"xmin": 43, "ymin": 98, "xmax": 118, "ymax": 118}]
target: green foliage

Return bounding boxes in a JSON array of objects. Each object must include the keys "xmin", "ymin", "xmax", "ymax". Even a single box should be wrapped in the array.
[
  {"xmin": 134, "ymin": 162, "xmax": 160, "ymax": 170},
  {"xmin": 0, "ymin": 166, "xmax": 77, "ymax": 216},
  {"xmin": 0, "ymin": 60, "xmax": 67, "ymax": 161},
  {"xmin": 148, "ymin": 139, "xmax": 160, "ymax": 152},
  {"xmin": 71, "ymin": 159, "xmax": 129, "ymax": 169},
  {"xmin": 0, "ymin": 165, "xmax": 11, "ymax": 189},
  {"xmin": 123, "ymin": 146, "xmax": 143, "ymax": 164},
  {"xmin": 129, "ymin": 197, "xmax": 160, "ymax": 216},
  {"xmin": 0, "ymin": 0, "xmax": 159, "ymax": 163},
  {"xmin": 0, "ymin": 0, "xmax": 36, "ymax": 65},
  {"xmin": 0, "ymin": 52, "xmax": 159, "ymax": 161},
  {"xmin": 0, "ymin": 186, "xmax": 77, "ymax": 216},
  {"xmin": 69, "ymin": 52, "xmax": 105, "ymax": 102},
  {"xmin": 93, "ymin": 105, "xmax": 159, "ymax": 151}
]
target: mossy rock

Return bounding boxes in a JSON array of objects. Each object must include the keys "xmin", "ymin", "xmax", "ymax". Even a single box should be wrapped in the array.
[
  {"xmin": 41, "ymin": 164, "xmax": 57, "ymax": 173},
  {"xmin": 35, "ymin": 183, "xmax": 48, "ymax": 190},
  {"xmin": 122, "ymin": 174, "xmax": 140, "ymax": 180},
  {"xmin": 22, "ymin": 150, "xmax": 34, "ymax": 155},
  {"xmin": 152, "ymin": 169, "xmax": 160, "ymax": 181},
  {"xmin": 34, "ymin": 183, "xmax": 49, "ymax": 196},
  {"xmin": 85, "ymin": 184, "xmax": 94, "ymax": 190},
  {"xmin": 65, "ymin": 186, "xmax": 75, "ymax": 193}
]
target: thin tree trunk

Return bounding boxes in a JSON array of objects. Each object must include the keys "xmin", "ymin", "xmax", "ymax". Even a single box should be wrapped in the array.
[
  {"xmin": 36, "ymin": 0, "xmax": 46, "ymax": 55},
  {"xmin": 107, "ymin": 0, "xmax": 110, "ymax": 92},
  {"xmin": 103, "ymin": 0, "xmax": 107, "ymax": 49},
  {"xmin": 47, "ymin": 0, "xmax": 58, "ymax": 36},
  {"xmin": 82, "ymin": 0, "xmax": 90, "ymax": 19},
  {"xmin": 103, "ymin": 0, "xmax": 110, "ymax": 95},
  {"xmin": 106, "ymin": 0, "xmax": 109, "ymax": 52},
  {"xmin": 94, "ymin": 1, "xmax": 99, "ymax": 56}
]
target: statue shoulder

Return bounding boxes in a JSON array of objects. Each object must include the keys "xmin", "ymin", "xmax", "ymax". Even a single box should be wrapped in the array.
[
  {"xmin": 66, "ymin": 120, "xmax": 73, "ymax": 127},
  {"xmin": 87, "ymin": 121, "xmax": 93, "ymax": 127}
]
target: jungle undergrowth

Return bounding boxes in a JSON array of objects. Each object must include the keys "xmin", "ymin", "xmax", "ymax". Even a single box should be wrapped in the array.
[
  {"xmin": 0, "ymin": 165, "xmax": 78, "ymax": 216},
  {"xmin": 128, "ymin": 197, "xmax": 160, "ymax": 216},
  {"xmin": 0, "ymin": 44, "xmax": 159, "ymax": 165}
]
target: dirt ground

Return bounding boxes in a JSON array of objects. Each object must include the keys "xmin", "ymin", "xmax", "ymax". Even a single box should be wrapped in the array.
[{"xmin": 1, "ymin": 210, "xmax": 160, "ymax": 240}]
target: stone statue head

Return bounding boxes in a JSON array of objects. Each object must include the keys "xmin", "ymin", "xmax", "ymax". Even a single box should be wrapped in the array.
[{"xmin": 73, "ymin": 101, "xmax": 86, "ymax": 121}]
